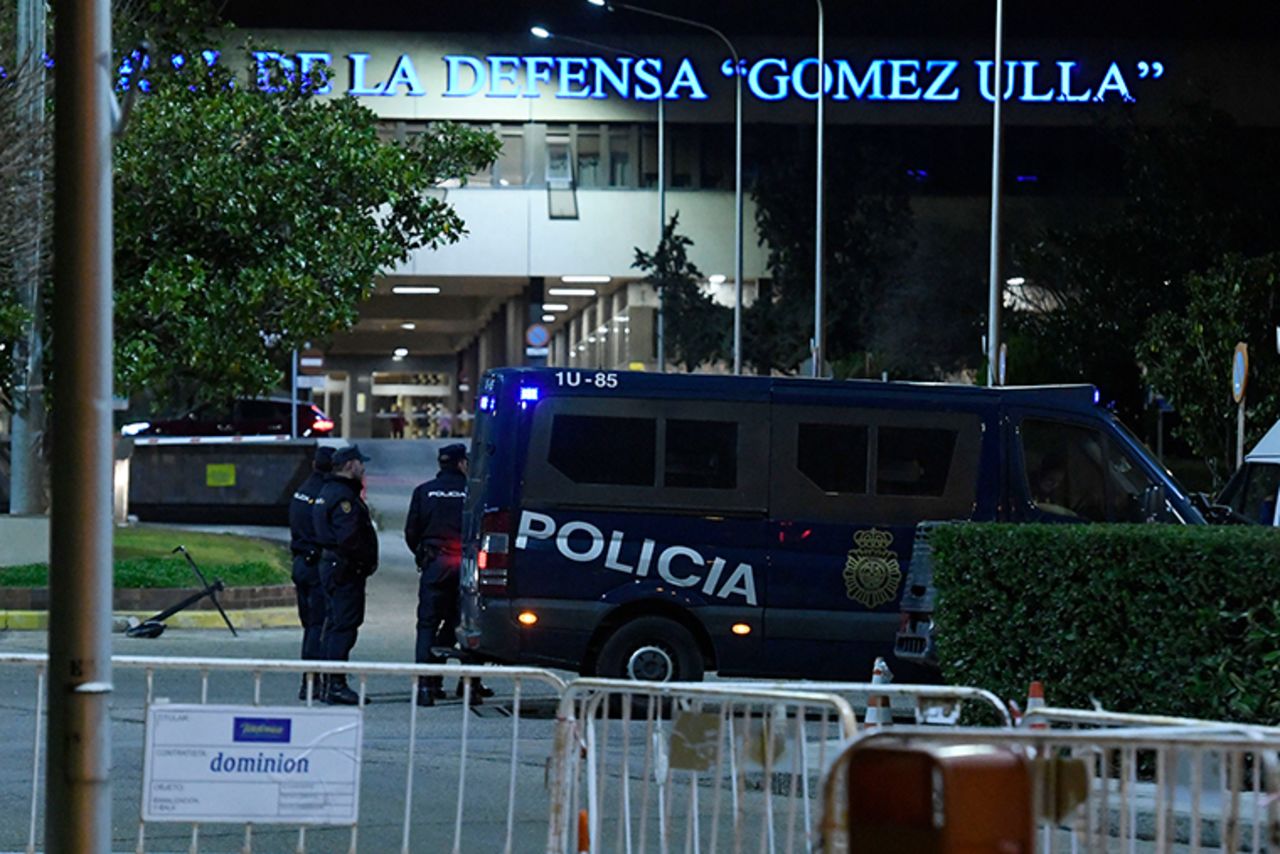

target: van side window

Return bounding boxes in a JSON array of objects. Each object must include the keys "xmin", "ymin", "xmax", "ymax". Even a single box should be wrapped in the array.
[
  {"xmin": 665, "ymin": 419, "xmax": 737, "ymax": 489},
  {"xmin": 525, "ymin": 398, "xmax": 769, "ymax": 513},
  {"xmin": 798, "ymin": 423, "xmax": 868, "ymax": 494},
  {"xmin": 1240, "ymin": 465, "xmax": 1280, "ymax": 525},
  {"xmin": 1021, "ymin": 420, "xmax": 1107, "ymax": 521},
  {"xmin": 877, "ymin": 428, "xmax": 957, "ymax": 497},
  {"xmin": 549, "ymin": 414, "xmax": 656, "ymax": 486},
  {"xmin": 769, "ymin": 406, "xmax": 983, "ymax": 525}
]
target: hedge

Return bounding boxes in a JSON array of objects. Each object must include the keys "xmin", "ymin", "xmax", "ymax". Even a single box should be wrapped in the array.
[{"xmin": 932, "ymin": 523, "xmax": 1280, "ymax": 724}]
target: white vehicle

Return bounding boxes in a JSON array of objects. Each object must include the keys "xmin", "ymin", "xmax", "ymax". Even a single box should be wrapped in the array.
[{"xmin": 1217, "ymin": 419, "xmax": 1280, "ymax": 526}]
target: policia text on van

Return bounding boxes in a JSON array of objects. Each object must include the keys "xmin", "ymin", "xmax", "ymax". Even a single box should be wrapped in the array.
[{"xmin": 458, "ymin": 368, "xmax": 1202, "ymax": 682}]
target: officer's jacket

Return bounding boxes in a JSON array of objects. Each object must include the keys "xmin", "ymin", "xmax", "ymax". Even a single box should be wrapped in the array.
[
  {"xmin": 288, "ymin": 470, "xmax": 326, "ymax": 557},
  {"xmin": 313, "ymin": 474, "xmax": 379, "ymax": 576},
  {"xmin": 404, "ymin": 467, "xmax": 466, "ymax": 564}
]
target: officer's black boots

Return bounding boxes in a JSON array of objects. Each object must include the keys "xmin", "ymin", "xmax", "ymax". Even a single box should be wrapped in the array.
[
  {"xmin": 417, "ymin": 678, "xmax": 449, "ymax": 707},
  {"xmin": 456, "ymin": 678, "xmax": 495, "ymax": 701},
  {"xmin": 325, "ymin": 676, "xmax": 366, "ymax": 706},
  {"xmin": 299, "ymin": 673, "xmax": 327, "ymax": 701}
]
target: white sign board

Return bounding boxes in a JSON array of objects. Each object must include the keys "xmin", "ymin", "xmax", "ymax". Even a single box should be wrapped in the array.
[{"xmin": 142, "ymin": 704, "xmax": 363, "ymax": 825}]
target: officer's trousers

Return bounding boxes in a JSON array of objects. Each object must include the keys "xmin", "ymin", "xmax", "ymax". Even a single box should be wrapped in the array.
[
  {"xmin": 292, "ymin": 554, "xmax": 327, "ymax": 661},
  {"xmin": 319, "ymin": 558, "xmax": 366, "ymax": 663},
  {"xmin": 416, "ymin": 555, "xmax": 461, "ymax": 686}
]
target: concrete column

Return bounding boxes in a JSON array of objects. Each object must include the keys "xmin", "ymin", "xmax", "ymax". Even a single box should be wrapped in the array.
[
  {"xmin": 505, "ymin": 298, "xmax": 523, "ymax": 368},
  {"xmin": 478, "ymin": 322, "xmax": 493, "ymax": 379}
]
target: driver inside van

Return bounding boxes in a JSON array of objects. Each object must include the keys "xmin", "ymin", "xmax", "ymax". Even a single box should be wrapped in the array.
[{"xmin": 1030, "ymin": 451, "xmax": 1077, "ymax": 518}]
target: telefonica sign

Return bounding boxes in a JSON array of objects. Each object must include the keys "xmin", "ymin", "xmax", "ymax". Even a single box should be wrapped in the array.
[{"xmin": 120, "ymin": 49, "xmax": 1169, "ymax": 106}]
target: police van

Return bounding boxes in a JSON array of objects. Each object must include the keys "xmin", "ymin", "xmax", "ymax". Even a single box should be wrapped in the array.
[{"xmin": 458, "ymin": 367, "xmax": 1203, "ymax": 682}]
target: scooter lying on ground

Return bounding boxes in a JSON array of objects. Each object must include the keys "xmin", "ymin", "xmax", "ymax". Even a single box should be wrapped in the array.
[{"xmin": 124, "ymin": 545, "xmax": 238, "ymax": 639}]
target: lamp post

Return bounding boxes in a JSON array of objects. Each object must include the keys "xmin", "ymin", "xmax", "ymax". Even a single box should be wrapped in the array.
[
  {"xmin": 589, "ymin": 0, "xmax": 744, "ymax": 375},
  {"xmin": 813, "ymin": 0, "xmax": 825, "ymax": 378},
  {"xmin": 531, "ymin": 25, "xmax": 668, "ymax": 372},
  {"xmin": 985, "ymin": 0, "xmax": 1006, "ymax": 386}
]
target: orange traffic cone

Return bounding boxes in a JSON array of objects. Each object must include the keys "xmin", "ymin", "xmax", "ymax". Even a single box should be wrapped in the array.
[
  {"xmin": 1025, "ymin": 681, "xmax": 1047, "ymax": 729},
  {"xmin": 577, "ymin": 808, "xmax": 589, "ymax": 854},
  {"xmin": 864, "ymin": 657, "xmax": 893, "ymax": 729}
]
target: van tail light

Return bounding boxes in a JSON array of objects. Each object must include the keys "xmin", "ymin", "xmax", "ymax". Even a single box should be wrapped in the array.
[{"xmin": 478, "ymin": 510, "xmax": 512, "ymax": 595}]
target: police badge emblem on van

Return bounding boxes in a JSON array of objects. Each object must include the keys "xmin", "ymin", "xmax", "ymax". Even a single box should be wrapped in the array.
[{"xmin": 843, "ymin": 529, "xmax": 902, "ymax": 608}]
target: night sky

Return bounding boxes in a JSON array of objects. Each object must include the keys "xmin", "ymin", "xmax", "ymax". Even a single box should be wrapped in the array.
[{"xmin": 220, "ymin": 0, "xmax": 1280, "ymax": 41}]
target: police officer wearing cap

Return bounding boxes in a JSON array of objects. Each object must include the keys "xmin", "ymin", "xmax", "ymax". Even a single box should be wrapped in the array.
[
  {"xmin": 313, "ymin": 444, "xmax": 378, "ymax": 705},
  {"xmin": 288, "ymin": 444, "xmax": 335, "ymax": 700},
  {"xmin": 405, "ymin": 442, "xmax": 490, "ymax": 706}
]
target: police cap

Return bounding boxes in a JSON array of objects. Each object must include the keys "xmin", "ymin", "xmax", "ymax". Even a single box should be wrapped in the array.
[
  {"xmin": 438, "ymin": 443, "xmax": 468, "ymax": 465},
  {"xmin": 332, "ymin": 444, "xmax": 371, "ymax": 467},
  {"xmin": 314, "ymin": 445, "xmax": 336, "ymax": 472}
]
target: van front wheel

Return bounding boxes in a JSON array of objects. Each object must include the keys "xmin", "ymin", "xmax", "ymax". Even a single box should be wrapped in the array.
[{"xmin": 597, "ymin": 617, "xmax": 704, "ymax": 683}]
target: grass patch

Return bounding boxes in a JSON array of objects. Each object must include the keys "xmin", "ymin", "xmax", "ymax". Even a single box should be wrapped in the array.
[{"xmin": 0, "ymin": 525, "xmax": 291, "ymax": 589}]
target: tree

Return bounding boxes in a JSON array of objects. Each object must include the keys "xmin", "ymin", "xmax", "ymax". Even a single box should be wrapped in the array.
[
  {"xmin": 1009, "ymin": 103, "xmax": 1280, "ymax": 423},
  {"xmin": 1141, "ymin": 253, "xmax": 1280, "ymax": 486},
  {"xmin": 632, "ymin": 214, "xmax": 729, "ymax": 372},
  {"xmin": 113, "ymin": 49, "xmax": 500, "ymax": 409},
  {"xmin": 0, "ymin": 27, "xmax": 44, "ymax": 408},
  {"xmin": 748, "ymin": 128, "xmax": 914, "ymax": 376}
]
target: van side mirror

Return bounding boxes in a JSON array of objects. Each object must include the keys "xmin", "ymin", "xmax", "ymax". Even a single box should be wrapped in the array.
[{"xmin": 1139, "ymin": 484, "xmax": 1163, "ymax": 521}]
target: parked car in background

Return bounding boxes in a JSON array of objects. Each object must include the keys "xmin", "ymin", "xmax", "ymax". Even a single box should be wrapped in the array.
[
  {"xmin": 1216, "ymin": 419, "xmax": 1280, "ymax": 526},
  {"xmin": 122, "ymin": 398, "xmax": 334, "ymax": 438}
]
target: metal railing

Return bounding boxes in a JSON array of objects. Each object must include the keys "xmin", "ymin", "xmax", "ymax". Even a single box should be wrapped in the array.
[
  {"xmin": 2, "ymin": 652, "xmax": 567, "ymax": 854},
  {"xmin": 545, "ymin": 679, "xmax": 860, "ymax": 854},
  {"xmin": 823, "ymin": 725, "xmax": 1280, "ymax": 853}
]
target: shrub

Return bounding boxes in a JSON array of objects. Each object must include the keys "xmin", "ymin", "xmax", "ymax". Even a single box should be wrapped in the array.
[{"xmin": 933, "ymin": 523, "xmax": 1280, "ymax": 724}]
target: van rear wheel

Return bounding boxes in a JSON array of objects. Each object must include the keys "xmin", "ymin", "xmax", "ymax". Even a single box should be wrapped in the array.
[{"xmin": 597, "ymin": 617, "xmax": 704, "ymax": 683}]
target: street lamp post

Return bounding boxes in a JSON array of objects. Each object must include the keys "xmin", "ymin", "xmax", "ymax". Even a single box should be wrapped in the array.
[
  {"xmin": 590, "ymin": 0, "xmax": 744, "ymax": 375},
  {"xmin": 530, "ymin": 25, "xmax": 667, "ymax": 372},
  {"xmin": 813, "ymin": 0, "xmax": 825, "ymax": 378},
  {"xmin": 985, "ymin": 0, "xmax": 1006, "ymax": 386}
]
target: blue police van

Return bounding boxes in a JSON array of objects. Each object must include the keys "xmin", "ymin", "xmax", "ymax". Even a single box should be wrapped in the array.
[{"xmin": 458, "ymin": 367, "xmax": 1203, "ymax": 682}]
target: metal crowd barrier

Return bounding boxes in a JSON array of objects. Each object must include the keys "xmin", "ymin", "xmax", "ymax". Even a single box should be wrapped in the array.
[
  {"xmin": 1, "ymin": 652, "xmax": 566, "ymax": 854},
  {"xmin": 1025, "ymin": 705, "xmax": 1280, "ymax": 735},
  {"xmin": 822, "ymin": 725, "xmax": 1280, "ymax": 853},
  {"xmin": 746, "ymin": 680, "xmax": 1012, "ymax": 728},
  {"xmin": 544, "ymin": 679, "xmax": 860, "ymax": 854}
]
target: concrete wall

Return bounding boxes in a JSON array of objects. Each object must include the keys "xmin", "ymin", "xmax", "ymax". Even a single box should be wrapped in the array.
[{"xmin": 396, "ymin": 188, "xmax": 767, "ymax": 282}]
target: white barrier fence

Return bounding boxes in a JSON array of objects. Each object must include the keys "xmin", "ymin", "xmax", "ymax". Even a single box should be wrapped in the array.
[
  {"xmin": 824, "ymin": 726, "xmax": 1280, "ymax": 853},
  {"xmin": 545, "ymin": 679, "xmax": 860, "ymax": 854},
  {"xmin": 20, "ymin": 650, "xmax": 1266, "ymax": 854},
  {"xmin": 1, "ymin": 653, "xmax": 566, "ymax": 854}
]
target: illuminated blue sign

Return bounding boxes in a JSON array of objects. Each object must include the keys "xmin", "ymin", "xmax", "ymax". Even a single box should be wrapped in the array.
[{"xmin": 114, "ymin": 50, "xmax": 1167, "ymax": 106}]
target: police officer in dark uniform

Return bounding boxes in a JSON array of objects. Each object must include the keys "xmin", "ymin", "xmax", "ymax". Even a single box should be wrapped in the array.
[
  {"xmin": 288, "ymin": 444, "xmax": 335, "ymax": 700},
  {"xmin": 313, "ymin": 444, "xmax": 378, "ymax": 705},
  {"xmin": 405, "ymin": 443, "xmax": 491, "ymax": 706}
]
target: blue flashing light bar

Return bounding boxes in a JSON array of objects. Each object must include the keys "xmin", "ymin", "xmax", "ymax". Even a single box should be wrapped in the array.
[
  {"xmin": 519, "ymin": 386, "xmax": 540, "ymax": 402},
  {"xmin": 479, "ymin": 394, "xmax": 492, "ymax": 412},
  {"xmin": 1092, "ymin": 387, "xmax": 1101, "ymax": 405}
]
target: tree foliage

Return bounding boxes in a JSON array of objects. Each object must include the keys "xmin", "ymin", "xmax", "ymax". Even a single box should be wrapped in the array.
[
  {"xmin": 0, "ymin": 4, "xmax": 50, "ymax": 410},
  {"xmin": 1008, "ymin": 103, "xmax": 1280, "ymax": 423},
  {"xmin": 114, "ymin": 48, "xmax": 500, "ymax": 409},
  {"xmin": 1141, "ymin": 253, "xmax": 1280, "ymax": 485},
  {"xmin": 632, "ymin": 214, "xmax": 728, "ymax": 372},
  {"xmin": 748, "ymin": 129, "xmax": 914, "ymax": 376}
]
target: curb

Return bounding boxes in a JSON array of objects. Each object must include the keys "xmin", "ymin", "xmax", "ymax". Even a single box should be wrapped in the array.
[{"xmin": 0, "ymin": 607, "xmax": 300, "ymax": 632}]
